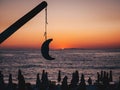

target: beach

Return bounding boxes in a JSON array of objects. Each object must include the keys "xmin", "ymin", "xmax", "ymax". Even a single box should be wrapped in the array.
[{"xmin": 0, "ymin": 49, "xmax": 120, "ymax": 90}]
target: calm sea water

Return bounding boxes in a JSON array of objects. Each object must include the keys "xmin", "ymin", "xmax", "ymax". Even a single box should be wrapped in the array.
[{"xmin": 0, "ymin": 49, "xmax": 120, "ymax": 84}]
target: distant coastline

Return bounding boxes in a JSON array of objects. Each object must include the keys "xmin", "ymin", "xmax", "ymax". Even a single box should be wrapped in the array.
[{"xmin": 0, "ymin": 47, "xmax": 120, "ymax": 51}]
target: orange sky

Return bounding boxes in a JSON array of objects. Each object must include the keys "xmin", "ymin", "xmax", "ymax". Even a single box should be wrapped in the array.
[{"xmin": 0, "ymin": 0, "xmax": 120, "ymax": 49}]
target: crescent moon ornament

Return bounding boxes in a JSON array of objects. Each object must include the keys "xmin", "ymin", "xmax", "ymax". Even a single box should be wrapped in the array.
[{"xmin": 41, "ymin": 38, "xmax": 55, "ymax": 60}]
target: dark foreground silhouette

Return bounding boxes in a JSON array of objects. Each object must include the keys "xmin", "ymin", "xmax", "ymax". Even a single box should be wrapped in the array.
[
  {"xmin": 0, "ymin": 1, "xmax": 47, "ymax": 44},
  {"xmin": 0, "ymin": 70, "xmax": 120, "ymax": 90}
]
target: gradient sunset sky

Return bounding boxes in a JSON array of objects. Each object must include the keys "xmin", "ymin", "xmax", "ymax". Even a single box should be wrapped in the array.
[{"xmin": 0, "ymin": 0, "xmax": 120, "ymax": 49}]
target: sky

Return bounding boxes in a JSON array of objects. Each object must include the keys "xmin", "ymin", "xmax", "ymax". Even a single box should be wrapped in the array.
[{"xmin": 0, "ymin": 0, "xmax": 120, "ymax": 49}]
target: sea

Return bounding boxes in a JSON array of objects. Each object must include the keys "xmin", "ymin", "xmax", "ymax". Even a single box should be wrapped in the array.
[{"xmin": 0, "ymin": 49, "xmax": 120, "ymax": 84}]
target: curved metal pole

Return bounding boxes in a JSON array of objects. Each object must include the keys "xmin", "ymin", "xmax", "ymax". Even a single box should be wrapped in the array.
[{"xmin": 0, "ymin": 1, "xmax": 47, "ymax": 44}]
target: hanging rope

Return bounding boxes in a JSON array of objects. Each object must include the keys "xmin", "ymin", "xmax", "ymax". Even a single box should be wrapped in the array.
[{"xmin": 44, "ymin": 7, "xmax": 48, "ymax": 40}]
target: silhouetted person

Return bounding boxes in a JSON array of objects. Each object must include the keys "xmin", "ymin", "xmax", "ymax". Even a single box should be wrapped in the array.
[
  {"xmin": 57, "ymin": 70, "xmax": 61, "ymax": 84},
  {"xmin": 61, "ymin": 76, "xmax": 68, "ymax": 90},
  {"xmin": 0, "ymin": 71, "xmax": 5, "ymax": 90},
  {"xmin": 7, "ymin": 73, "xmax": 15, "ymax": 90},
  {"xmin": 75, "ymin": 70, "xmax": 79, "ymax": 85},
  {"xmin": 103, "ymin": 71, "xmax": 109, "ymax": 86},
  {"xmin": 100, "ymin": 70, "xmax": 103, "ymax": 82},
  {"xmin": 41, "ymin": 70, "xmax": 49, "ymax": 90},
  {"xmin": 97, "ymin": 72, "xmax": 100, "ymax": 83},
  {"xmin": 78, "ymin": 73, "xmax": 86, "ymax": 90},
  {"xmin": 41, "ymin": 70, "xmax": 45, "ymax": 82},
  {"xmin": 9, "ymin": 73, "xmax": 12, "ymax": 84},
  {"xmin": 36, "ymin": 73, "xmax": 41, "ymax": 90},
  {"xmin": 88, "ymin": 77, "xmax": 92, "ymax": 85},
  {"xmin": 109, "ymin": 70, "xmax": 113, "ymax": 82},
  {"xmin": 44, "ymin": 72, "xmax": 49, "ymax": 87},
  {"xmin": 70, "ymin": 71, "xmax": 79, "ymax": 90},
  {"xmin": 70, "ymin": 72, "xmax": 76, "ymax": 89},
  {"xmin": 18, "ymin": 69, "xmax": 26, "ymax": 90}
]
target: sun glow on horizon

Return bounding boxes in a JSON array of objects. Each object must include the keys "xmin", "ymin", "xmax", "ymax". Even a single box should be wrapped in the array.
[{"xmin": 0, "ymin": 0, "xmax": 120, "ymax": 49}]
